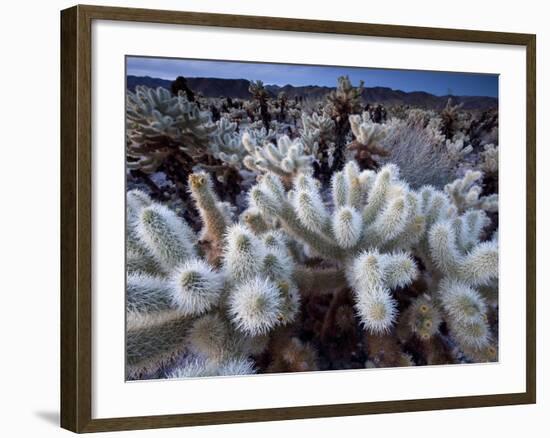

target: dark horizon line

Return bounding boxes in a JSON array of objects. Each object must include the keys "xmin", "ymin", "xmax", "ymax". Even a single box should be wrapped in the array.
[{"xmin": 127, "ymin": 74, "xmax": 498, "ymax": 99}]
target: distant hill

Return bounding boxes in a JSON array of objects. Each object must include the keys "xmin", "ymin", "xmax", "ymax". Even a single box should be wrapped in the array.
[
  {"xmin": 126, "ymin": 75, "xmax": 498, "ymax": 110},
  {"xmin": 126, "ymin": 76, "xmax": 252, "ymax": 99}
]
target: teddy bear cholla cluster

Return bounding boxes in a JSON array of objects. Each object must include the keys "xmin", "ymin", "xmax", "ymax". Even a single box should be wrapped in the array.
[
  {"xmin": 126, "ymin": 156, "xmax": 498, "ymax": 379},
  {"xmin": 125, "ymin": 75, "xmax": 500, "ymax": 377},
  {"xmin": 126, "ymin": 172, "xmax": 300, "ymax": 379},
  {"xmin": 127, "ymin": 76, "xmax": 498, "ymax": 190},
  {"xmin": 126, "ymin": 85, "xmax": 315, "ymax": 184}
]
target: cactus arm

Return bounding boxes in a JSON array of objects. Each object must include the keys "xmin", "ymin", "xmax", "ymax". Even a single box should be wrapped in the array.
[
  {"xmin": 126, "ymin": 310, "xmax": 194, "ymax": 379},
  {"xmin": 188, "ymin": 172, "xmax": 230, "ymax": 251}
]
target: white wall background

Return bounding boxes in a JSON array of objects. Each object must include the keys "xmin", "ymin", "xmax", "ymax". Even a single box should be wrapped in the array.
[{"xmin": 0, "ymin": 0, "xmax": 546, "ymax": 436}]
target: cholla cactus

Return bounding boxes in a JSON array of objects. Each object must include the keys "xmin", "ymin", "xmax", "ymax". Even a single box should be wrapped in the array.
[
  {"xmin": 478, "ymin": 143, "xmax": 499, "ymax": 194},
  {"xmin": 348, "ymin": 112, "xmax": 389, "ymax": 168},
  {"xmin": 349, "ymin": 113, "xmax": 388, "ymax": 147},
  {"xmin": 188, "ymin": 171, "xmax": 232, "ymax": 263},
  {"xmin": 126, "ymin": 189, "xmax": 159, "ymax": 275},
  {"xmin": 325, "ymin": 76, "xmax": 365, "ymax": 171},
  {"xmin": 404, "ymin": 296, "xmax": 442, "ymax": 341},
  {"xmin": 349, "ymin": 250, "xmax": 417, "ymax": 333},
  {"xmin": 249, "ymin": 162, "xmax": 423, "ymax": 333},
  {"xmin": 170, "ymin": 356, "xmax": 256, "ymax": 379},
  {"xmin": 248, "ymin": 160, "xmax": 498, "ymax": 354},
  {"xmin": 242, "ymin": 132, "xmax": 314, "ymax": 186},
  {"xmin": 134, "ymin": 203, "xmax": 197, "ymax": 271},
  {"xmin": 125, "ymin": 182, "xmax": 299, "ymax": 379},
  {"xmin": 300, "ymin": 112, "xmax": 336, "ymax": 179},
  {"xmin": 427, "ymin": 217, "xmax": 497, "ymax": 288},
  {"xmin": 126, "ymin": 86, "xmax": 216, "ymax": 173},
  {"xmin": 127, "ymin": 86, "xmax": 246, "ymax": 197},
  {"xmin": 480, "ymin": 143, "xmax": 498, "ymax": 175},
  {"xmin": 326, "ymin": 76, "xmax": 364, "ymax": 118},
  {"xmin": 276, "ymin": 91, "xmax": 289, "ymax": 123},
  {"xmin": 253, "ymin": 163, "xmax": 416, "ymax": 257},
  {"xmin": 417, "ymin": 187, "xmax": 498, "ymax": 358},
  {"xmin": 228, "ymin": 276, "xmax": 284, "ymax": 335},
  {"xmin": 208, "ymin": 117, "xmax": 247, "ymax": 171},
  {"xmin": 425, "ymin": 117, "xmax": 446, "ymax": 145},
  {"xmin": 126, "ymin": 309, "xmax": 194, "ymax": 378},
  {"xmin": 170, "ymin": 258, "xmax": 224, "ymax": 315},
  {"xmin": 126, "ymin": 76, "xmax": 500, "ymax": 374},
  {"xmin": 444, "ymin": 137, "xmax": 473, "ymax": 162},
  {"xmin": 249, "ymin": 80, "xmax": 271, "ymax": 131},
  {"xmin": 439, "ymin": 279, "xmax": 492, "ymax": 351},
  {"xmin": 440, "ymin": 98, "xmax": 463, "ymax": 139},
  {"xmin": 244, "ymin": 125, "xmax": 277, "ymax": 144},
  {"xmin": 223, "ymin": 224, "xmax": 299, "ymax": 334},
  {"xmin": 467, "ymin": 108, "xmax": 499, "ymax": 148},
  {"xmin": 444, "ymin": 170, "xmax": 498, "ymax": 213},
  {"xmin": 127, "ymin": 148, "xmax": 499, "ymax": 375}
]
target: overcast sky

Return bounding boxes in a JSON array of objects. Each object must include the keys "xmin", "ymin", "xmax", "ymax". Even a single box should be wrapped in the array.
[{"xmin": 126, "ymin": 56, "xmax": 498, "ymax": 97}]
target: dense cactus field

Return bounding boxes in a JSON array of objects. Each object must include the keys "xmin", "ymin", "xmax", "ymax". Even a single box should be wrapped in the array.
[{"xmin": 125, "ymin": 74, "xmax": 499, "ymax": 380}]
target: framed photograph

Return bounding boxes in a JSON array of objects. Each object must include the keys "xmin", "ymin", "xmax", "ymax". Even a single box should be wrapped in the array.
[{"xmin": 60, "ymin": 4, "xmax": 536, "ymax": 433}]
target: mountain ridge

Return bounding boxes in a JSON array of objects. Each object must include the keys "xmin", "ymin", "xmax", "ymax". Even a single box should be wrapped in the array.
[{"xmin": 126, "ymin": 75, "xmax": 498, "ymax": 110}]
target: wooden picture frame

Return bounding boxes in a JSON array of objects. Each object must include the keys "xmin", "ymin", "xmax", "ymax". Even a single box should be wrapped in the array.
[{"xmin": 61, "ymin": 4, "xmax": 536, "ymax": 433}]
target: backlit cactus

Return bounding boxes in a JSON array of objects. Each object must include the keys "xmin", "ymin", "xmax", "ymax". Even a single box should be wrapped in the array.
[
  {"xmin": 126, "ymin": 185, "xmax": 299, "ymax": 379},
  {"xmin": 348, "ymin": 112, "xmax": 390, "ymax": 168},
  {"xmin": 242, "ymin": 132, "xmax": 315, "ymax": 186},
  {"xmin": 439, "ymin": 279, "xmax": 491, "ymax": 350},
  {"xmin": 349, "ymin": 250, "xmax": 417, "ymax": 333},
  {"xmin": 228, "ymin": 276, "xmax": 284, "ymax": 335},
  {"xmin": 444, "ymin": 170, "xmax": 498, "ymax": 213},
  {"xmin": 248, "ymin": 163, "xmax": 427, "ymax": 334},
  {"xmin": 416, "ymin": 182, "xmax": 498, "ymax": 358},
  {"xmin": 170, "ymin": 258, "xmax": 224, "ymax": 315}
]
